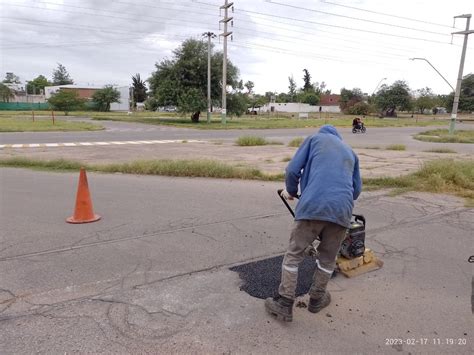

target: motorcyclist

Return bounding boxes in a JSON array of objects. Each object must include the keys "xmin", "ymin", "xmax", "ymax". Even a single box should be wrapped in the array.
[{"xmin": 352, "ymin": 117, "xmax": 364, "ymax": 130}]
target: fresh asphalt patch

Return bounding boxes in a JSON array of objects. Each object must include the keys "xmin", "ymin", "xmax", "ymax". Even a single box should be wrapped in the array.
[{"xmin": 230, "ymin": 254, "xmax": 326, "ymax": 299}]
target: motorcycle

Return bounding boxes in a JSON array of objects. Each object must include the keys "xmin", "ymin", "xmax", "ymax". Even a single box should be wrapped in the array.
[{"xmin": 352, "ymin": 124, "xmax": 366, "ymax": 134}]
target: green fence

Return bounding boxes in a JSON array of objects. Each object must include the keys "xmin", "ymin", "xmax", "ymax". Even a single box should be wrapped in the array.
[{"xmin": 0, "ymin": 102, "xmax": 50, "ymax": 111}]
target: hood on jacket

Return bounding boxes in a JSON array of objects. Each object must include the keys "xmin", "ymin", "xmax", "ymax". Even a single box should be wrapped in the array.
[{"xmin": 318, "ymin": 124, "xmax": 342, "ymax": 140}]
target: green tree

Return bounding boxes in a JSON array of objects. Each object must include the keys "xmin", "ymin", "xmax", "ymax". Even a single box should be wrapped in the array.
[
  {"xmin": 248, "ymin": 94, "xmax": 267, "ymax": 112},
  {"xmin": 131, "ymin": 73, "xmax": 147, "ymax": 105},
  {"xmin": 3, "ymin": 72, "xmax": 20, "ymax": 84},
  {"xmin": 288, "ymin": 75, "xmax": 297, "ymax": 101},
  {"xmin": 374, "ymin": 81, "xmax": 412, "ymax": 117},
  {"xmin": 347, "ymin": 102, "xmax": 370, "ymax": 115},
  {"xmin": 52, "ymin": 63, "xmax": 74, "ymax": 85},
  {"xmin": 313, "ymin": 81, "xmax": 326, "ymax": 95},
  {"xmin": 148, "ymin": 38, "xmax": 240, "ymax": 122},
  {"xmin": 244, "ymin": 80, "xmax": 254, "ymax": 95},
  {"xmin": 26, "ymin": 75, "xmax": 51, "ymax": 94},
  {"xmin": 299, "ymin": 91, "xmax": 320, "ymax": 105},
  {"xmin": 47, "ymin": 90, "xmax": 86, "ymax": 115},
  {"xmin": 275, "ymin": 92, "xmax": 290, "ymax": 103},
  {"xmin": 302, "ymin": 69, "xmax": 313, "ymax": 91},
  {"xmin": 227, "ymin": 92, "xmax": 248, "ymax": 117},
  {"xmin": 340, "ymin": 87, "xmax": 364, "ymax": 113},
  {"xmin": 445, "ymin": 73, "xmax": 474, "ymax": 113},
  {"xmin": 178, "ymin": 88, "xmax": 207, "ymax": 122},
  {"xmin": 414, "ymin": 87, "xmax": 436, "ymax": 114},
  {"xmin": 0, "ymin": 83, "xmax": 14, "ymax": 102},
  {"xmin": 92, "ymin": 85, "xmax": 121, "ymax": 112},
  {"xmin": 144, "ymin": 97, "xmax": 159, "ymax": 111},
  {"xmin": 264, "ymin": 91, "xmax": 275, "ymax": 103}
]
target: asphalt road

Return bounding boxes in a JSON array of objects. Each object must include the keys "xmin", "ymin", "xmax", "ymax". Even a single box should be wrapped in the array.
[
  {"xmin": 1, "ymin": 117, "xmax": 473, "ymax": 154},
  {"xmin": 1, "ymin": 168, "xmax": 472, "ymax": 354}
]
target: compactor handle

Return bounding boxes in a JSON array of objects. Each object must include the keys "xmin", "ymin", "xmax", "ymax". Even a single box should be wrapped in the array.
[
  {"xmin": 277, "ymin": 189, "xmax": 297, "ymax": 218},
  {"xmin": 353, "ymin": 214, "xmax": 366, "ymax": 226}
]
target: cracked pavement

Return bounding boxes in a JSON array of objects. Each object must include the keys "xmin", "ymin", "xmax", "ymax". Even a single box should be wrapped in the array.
[{"xmin": 0, "ymin": 168, "xmax": 472, "ymax": 354}]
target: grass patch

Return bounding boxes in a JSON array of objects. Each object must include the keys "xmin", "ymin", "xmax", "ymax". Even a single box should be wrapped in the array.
[
  {"xmin": 0, "ymin": 157, "xmax": 284, "ymax": 181},
  {"xmin": 2, "ymin": 157, "xmax": 472, "ymax": 205},
  {"xmin": 363, "ymin": 159, "xmax": 474, "ymax": 205},
  {"xmin": 361, "ymin": 146, "xmax": 381, "ymax": 150},
  {"xmin": 414, "ymin": 129, "xmax": 474, "ymax": 143},
  {"xmin": 87, "ymin": 111, "xmax": 455, "ymax": 130},
  {"xmin": 0, "ymin": 116, "xmax": 103, "ymax": 132},
  {"xmin": 0, "ymin": 158, "xmax": 83, "ymax": 171},
  {"xmin": 2, "ymin": 110, "xmax": 473, "ymax": 130},
  {"xmin": 281, "ymin": 156, "xmax": 292, "ymax": 162},
  {"xmin": 386, "ymin": 144, "xmax": 406, "ymax": 151},
  {"xmin": 235, "ymin": 136, "xmax": 282, "ymax": 146},
  {"xmin": 288, "ymin": 137, "xmax": 305, "ymax": 147},
  {"xmin": 423, "ymin": 148, "xmax": 457, "ymax": 154}
]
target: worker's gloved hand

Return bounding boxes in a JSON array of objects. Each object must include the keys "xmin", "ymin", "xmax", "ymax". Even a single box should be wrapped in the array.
[{"xmin": 280, "ymin": 189, "xmax": 294, "ymax": 200}]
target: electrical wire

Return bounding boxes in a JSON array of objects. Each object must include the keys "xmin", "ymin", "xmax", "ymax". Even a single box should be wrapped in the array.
[
  {"xmin": 265, "ymin": 0, "xmax": 450, "ymax": 36},
  {"xmin": 4, "ymin": 1, "xmax": 459, "ymax": 50},
  {"xmin": 1, "ymin": 17, "xmax": 416, "ymax": 62},
  {"xmin": 2, "ymin": 1, "xmax": 469, "ymax": 67},
  {"xmin": 319, "ymin": 0, "xmax": 455, "ymax": 29}
]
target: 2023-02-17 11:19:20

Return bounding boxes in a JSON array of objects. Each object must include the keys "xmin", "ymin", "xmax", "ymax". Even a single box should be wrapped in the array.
[{"xmin": 385, "ymin": 338, "xmax": 468, "ymax": 346}]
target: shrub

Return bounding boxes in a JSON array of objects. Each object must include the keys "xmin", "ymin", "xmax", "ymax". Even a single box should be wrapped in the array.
[{"xmin": 288, "ymin": 137, "xmax": 305, "ymax": 147}]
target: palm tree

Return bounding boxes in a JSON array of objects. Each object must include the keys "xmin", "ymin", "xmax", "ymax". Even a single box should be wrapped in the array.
[{"xmin": 131, "ymin": 73, "xmax": 147, "ymax": 106}]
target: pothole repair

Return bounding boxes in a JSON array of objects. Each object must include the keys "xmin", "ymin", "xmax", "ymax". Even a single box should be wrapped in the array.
[{"xmin": 230, "ymin": 255, "xmax": 320, "ymax": 299}]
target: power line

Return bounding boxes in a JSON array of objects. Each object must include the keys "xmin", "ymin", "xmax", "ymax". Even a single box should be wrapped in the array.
[
  {"xmin": 3, "ymin": 2, "xmax": 217, "ymax": 30},
  {"xmin": 193, "ymin": 0, "xmax": 454, "ymax": 45},
  {"xmin": 193, "ymin": 0, "xmax": 450, "ymax": 39},
  {"xmin": 4, "ymin": 1, "xmax": 460, "ymax": 50},
  {"xmin": 265, "ymin": 0, "xmax": 449, "ymax": 36},
  {"xmin": 320, "ymin": 0, "xmax": 455, "ymax": 29},
  {"xmin": 0, "ymin": 17, "xmax": 414, "ymax": 62},
  {"xmin": 2, "ymin": 1, "xmax": 469, "ymax": 64}
]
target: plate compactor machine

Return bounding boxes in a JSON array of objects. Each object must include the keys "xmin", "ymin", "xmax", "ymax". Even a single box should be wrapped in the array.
[{"xmin": 277, "ymin": 189, "xmax": 383, "ymax": 277}]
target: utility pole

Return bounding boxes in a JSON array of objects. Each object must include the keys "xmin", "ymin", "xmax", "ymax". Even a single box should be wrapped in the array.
[
  {"xmin": 203, "ymin": 32, "xmax": 216, "ymax": 124},
  {"xmin": 449, "ymin": 14, "xmax": 473, "ymax": 134},
  {"xmin": 219, "ymin": 0, "xmax": 233, "ymax": 124},
  {"xmin": 129, "ymin": 86, "xmax": 134, "ymax": 114}
]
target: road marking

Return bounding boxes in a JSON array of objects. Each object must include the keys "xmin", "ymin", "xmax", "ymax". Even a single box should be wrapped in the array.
[{"xmin": 0, "ymin": 140, "xmax": 208, "ymax": 149}]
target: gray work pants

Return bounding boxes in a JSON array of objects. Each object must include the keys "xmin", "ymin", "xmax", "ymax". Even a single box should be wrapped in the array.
[{"xmin": 278, "ymin": 220, "xmax": 347, "ymax": 300}]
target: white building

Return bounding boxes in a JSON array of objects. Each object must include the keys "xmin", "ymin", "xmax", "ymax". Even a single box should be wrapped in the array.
[{"xmin": 260, "ymin": 102, "xmax": 341, "ymax": 114}]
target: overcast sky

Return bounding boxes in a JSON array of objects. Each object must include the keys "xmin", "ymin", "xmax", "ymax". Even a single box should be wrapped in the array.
[{"xmin": 1, "ymin": 0, "xmax": 473, "ymax": 96}]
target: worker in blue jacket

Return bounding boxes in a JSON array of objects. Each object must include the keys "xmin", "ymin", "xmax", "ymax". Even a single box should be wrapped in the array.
[{"xmin": 265, "ymin": 125, "xmax": 362, "ymax": 322}]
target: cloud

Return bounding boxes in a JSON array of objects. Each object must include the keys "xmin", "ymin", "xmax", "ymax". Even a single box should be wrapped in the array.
[{"xmin": 1, "ymin": 0, "xmax": 472, "ymax": 94}]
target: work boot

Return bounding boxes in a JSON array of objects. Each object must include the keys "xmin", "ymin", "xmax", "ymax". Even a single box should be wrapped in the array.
[
  {"xmin": 308, "ymin": 291, "xmax": 331, "ymax": 313},
  {"xmin": 308, "ymin": 266, "xmax": 332, "ymax": 314},
  {"xmin": 265, "ymin": 295, "xmax": 294, "ymax": 322}
]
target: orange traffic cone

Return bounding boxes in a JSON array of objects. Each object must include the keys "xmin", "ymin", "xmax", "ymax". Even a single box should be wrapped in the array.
[{"xmin": 66, "ymin": 167, "xmax": 101, "ymax": 224}]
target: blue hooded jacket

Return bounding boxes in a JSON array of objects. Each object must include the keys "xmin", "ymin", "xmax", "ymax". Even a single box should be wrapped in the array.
[{"xmin": 285, "ymin": 125, "xmax": 362, "ymax": 228}]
